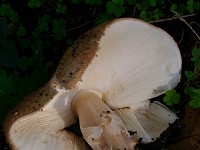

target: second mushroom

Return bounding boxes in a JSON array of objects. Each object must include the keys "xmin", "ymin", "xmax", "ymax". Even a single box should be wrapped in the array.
[{"xmin": 4, "ymin": 18, "xmax": 182, "ymax": 150}]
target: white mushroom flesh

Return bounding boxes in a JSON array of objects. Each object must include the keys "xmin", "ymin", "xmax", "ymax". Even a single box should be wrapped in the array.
[{"xmin": 72, "ymin": 90, "xmax": 136, "ymax": 149}]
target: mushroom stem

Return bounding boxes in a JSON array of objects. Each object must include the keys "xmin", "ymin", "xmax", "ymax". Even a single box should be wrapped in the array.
[{"xmin": 72, "ymin": 90, "xmax": 136, "ymax": 149}]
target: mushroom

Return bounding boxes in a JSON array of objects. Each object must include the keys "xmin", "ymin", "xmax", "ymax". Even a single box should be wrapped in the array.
[{"xmin": 4, "ymin": 18, "xmax": 181, "ymax": 150}]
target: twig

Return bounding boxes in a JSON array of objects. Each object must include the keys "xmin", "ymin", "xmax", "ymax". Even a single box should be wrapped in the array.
[
  {"xmin": 46, "ymin": 0, "xmax": 56, "ymax": 9},
  {"xmin": 67, "ymin": 19, "xmax": 96, "ymax": 31},
  {"xmin": 178, "ymin": 23, "xmax": 184, "ymax": 44},
  {"xmin": 171, "ymin": 11, "xmax": 200, "ymax": 41},
  {"xmin": 149, "ymin": 13, "xmax": 197, "ymax": 23}
]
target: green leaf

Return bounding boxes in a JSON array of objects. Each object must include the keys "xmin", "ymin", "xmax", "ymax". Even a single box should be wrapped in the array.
[
  {"xmin": 140, "ymin": 10, "xmax": 146, "ymax": 19},
  {"xmin": 188, "ymin": 87, "xmax": 200, "ymax": 94},
  {"xmin": 140, "ymin": 10, "xmax": 153, "ymax": 21},
  {"xmin": 106, "ymin": 1, "xmax": 115, "ymax": 14},
  {"xmin": 0, "ymin": 4, "xmax": 12, "ymax": 16},
  {"xmin": 9, "ymin": 10, "xmax": 20, "ymax": 22},
  {"xmin": 194, "ymin": 2, "xmax": 200, "ymax": 10},
  {"xmin": 28, "ymin": 0, "xmax": 43, "ymax": 8},
  {"xmin": 17, "ymin": 26, "xmax": 26, "ymax": 37},
  {"xmin": 153, "ymin": 8, "xmax": 164, "ymax": 20},
  {"xmin": 185, "ymin": 70, "xmax": 196, "ymax": 81},
  {"xmin": 191, "ymin": 47, "xmax": 200, "ymax": 57},
  {"xmin": 136, "ymin": 3, "xmax": 142, "ymax": 10},
  {"xmin": 189, "ymin": 99, "xmax": 200, "ymax": 109},
  {"xmin": 52, "ymin": 18, "xmax": 67, "ymax": 40},
  {"xmin": 112, "ymin": 0, "xmax": 124, "ymax": 5},
  {"xmin": 187, "ymin": 0, "xmax": 193, "ymax": 6},
  {"xmin": 106, "ymin": 1, "xmax": 125, "ymax": 17},
  {"xmin": 95, "ymin": 13, "xmax": 112, "ymax": 24},
  {"xmin": 127, "ymin": 0, "xmax": 136, "ymax": 5},
  {"xmin": 56, "ymin": 3, "xmax": 67, "ymax": 14},
  {"xmin": 0, "ymin": 4, "xmax": 19, "ymax": 22},
  {"xmin": 191, "ymin": 47, "xmax": 200, "ymax": 69},
  {"xmin": 175, "ymin": 3, "xmax": 186, "ymax": 15},
  {"xmin": 185, "ymin": 87, "xmax": 200, "ymax": 109},
  {"xmin": 149, "ymin": 0, "xmax": 157, "ymax": 6},
  {"xmin": 163, "ymin": 89, "xmax": 180, "ymax": 106},
  {"xmin": 38, "ymin": 14, "xmax": 51, "ymax": 32},
  {"xmin": 170, "ymin": 4, "xmax": 177, "ymax": 11},
  {"xmin": 114, "ymin": 5, "xmax": 125, "ymax": 17}
]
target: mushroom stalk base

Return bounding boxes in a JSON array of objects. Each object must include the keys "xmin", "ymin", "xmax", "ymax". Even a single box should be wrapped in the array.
[{"xmin": 72, "ymin": 90, "xmax": 136, "ymax": 150}]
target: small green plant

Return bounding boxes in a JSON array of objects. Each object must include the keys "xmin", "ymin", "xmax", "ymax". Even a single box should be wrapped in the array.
[
  {"xmin": 185, "ymin": 47, "xmax": 200, "ymax": 81},
  {"xmin": 17, "ymin": 26, "xmax": 26, "ymax": 37},
  {"xmin": 185, "ymin": 87, "xmax": 200, "ymax": 108},
  {"xmin": 0, "ymin": 4, "xmax": 20, "ymax": 22},
  {"xmin": 170, "ymin": 0, "xmax": 200, "ymax": 14},
  {"xmin": 53, "ymin": 18, "xmax": 67, "ymax": 40},
  {"xmin": 186, "ymin": 0, "xmax": 200, "ymax": 13},
  {"xmin": 135, "ymin": 0, "xmax": 165, "ymax": 21},
  {"xmin": 28, "ymin": 0, "xmax": 43, "ymax": 8},
  {"xmin": 163, "ymin": 89, "xmax": 180, "ymax": 106},
  {"xmin": 106, "ymin": 0, "xmax": 125, "ymax": 17},
  {"xmin": 56, "ymin": 3, "xmax": 67, "ymax": 14},
  {"xmin": 183, "ymin": 47, "xmax": 200, "ymax": 109}
]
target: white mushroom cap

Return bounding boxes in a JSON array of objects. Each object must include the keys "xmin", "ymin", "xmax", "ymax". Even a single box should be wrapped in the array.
[
  {"xmin": 4, "ymin": 18, "xmax": 181, "ymax": 150},
  {"xmin": 78, "ymin": 18, "xmax": 181, "ymax": 108}
]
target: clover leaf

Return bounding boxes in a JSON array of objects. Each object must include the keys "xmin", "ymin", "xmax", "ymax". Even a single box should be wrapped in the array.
[
  {"xmin": 28, "ymin": 0, "xmax": 43, "ymax": 8},
  {"xmin": 52, "ymin": 18, "xmax": 67, "ymax": 40},
  {"xmin": 56, "ymin": 3, "xmax": 67, "ymax": 14},
  {"xmin": 0, "ymin": 4, "xmax": 12, "ymax": 16},
  {"xmin": 17, "ymin": 26, "xmax": 26, "ymax": 37},
  {"xmin": 185, "ymin": 87, "xmax": 200, "ymax": 109},
  {"xmin": 106, "ymin": 1, "xmax": 125, "ymax": 17},
  {"xmin": 112, "ymin": 0, "xmax": 124, "ymax": 5},
  {"xmin": 191, "ymin": 47, "xmax": 200, "ymax": 69},
  {"xmin": 163, "ymin": 89, "xmax": 180, "ymax": 106},
  {"xmin": 0, "ymin": 4, "xmax": 19, "ymax": 22}
]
